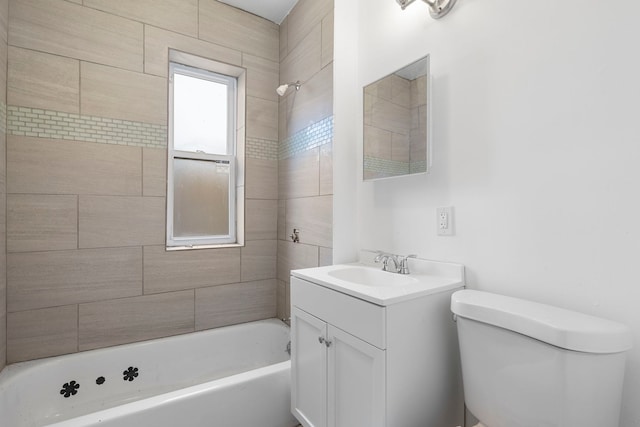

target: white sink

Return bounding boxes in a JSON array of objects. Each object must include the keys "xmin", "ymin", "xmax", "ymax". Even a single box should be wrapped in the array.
[
  {"xmin": 327, "ymin": 266, "xmax": 418, "ymax": 287},
  {"xmin": 292, "ymin": 259, "xmax": 465, "ymax": 306}
]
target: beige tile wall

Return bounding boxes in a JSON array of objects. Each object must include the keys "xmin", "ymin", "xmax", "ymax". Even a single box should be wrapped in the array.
[
  {"xmin": 78, "ymin": 290, "xmax": 195, "ymax": 351},
  {"xmin": 0, "ymin": 0, "xmax": 7, "ymax": 370},
  {"xmin": 7, "ymin": 47, "xmax": 79, "ymax": 114},
  {"xmin": 277, "ymin": 0, "xmax": 334, "ymax": 320},
  {"xmin": 364, "ymin": 74, "xmax": 412, "ymax": 161},
  {"xmin": 9, "ymin": 0, "xmax": 143, "ymax": 72},
  {"xmin": 198, "ymin": 0, "xmax": 279, "ymax": 62},
  {"xmin": 7, "ymin": 247, "xmax": 143, "ymax": 312},
  {"xmin": 143, "ymin": 245, "xmax": 240, "ymax": 294},
  {"xmin": 364, "ymin": 71, "xmax": 427, "ymax": 179},
  {"xmin": 78, "ymin": 196, "xmax": 166, "ymax": 248},
  {"xmin": 410, "ymin": 76, "xmax": 428, "ymax": 167},
  {"xmin": 7, "ymin": 194, "xmax": 78, "ymax": 252},
  {"xmin": 8, "ymin": 136, "xmax": 143, "ymax": 196},
  {"xmin": 83, "ymin": 0, "xmax": 199, "ymax": 38},
  {"xmin": 144, "ymin": 25, "xmax": 241, "ymax": 78},
  {"xmin": 7, "ymin": 305, "xmax": 77, "ymax": 361},
  {"xmin": 5, "ymin": 0, "xmax": 280, "ymax": 363},
  {"xmin": 195, "ymin": 279, "xmax": 277, "ymax": 330},
  {"xmin": 80, "ymin": 62, "xmax": 167, "ymax": 125}
]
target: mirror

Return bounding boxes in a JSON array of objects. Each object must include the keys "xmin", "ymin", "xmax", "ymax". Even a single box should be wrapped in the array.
[{"xmin": 363, "ymin": 55, "xmax": 430, "ymax": 180}]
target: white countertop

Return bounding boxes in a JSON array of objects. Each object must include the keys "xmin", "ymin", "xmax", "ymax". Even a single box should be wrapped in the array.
[{"xmin": 291, "ymin": 256, "xmax": 465, "ymax": 306}]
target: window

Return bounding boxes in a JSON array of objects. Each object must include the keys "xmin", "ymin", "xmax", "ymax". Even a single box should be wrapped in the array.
[{"xmin": 167, "ymin": 56, "xmax": 243, "ymax": 248}]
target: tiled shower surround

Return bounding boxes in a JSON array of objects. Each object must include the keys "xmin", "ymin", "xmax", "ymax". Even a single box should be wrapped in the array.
[
  {"xmin": 277, "ymin": 0, "xmax": 334, "ymax": 321},
  {"xmin": 6, "ymin": 106, "xmax": 282, "ymax": 157},
  {"xmin": 1, "ymin": 0, "xmax": 333, "ymax": 364}
]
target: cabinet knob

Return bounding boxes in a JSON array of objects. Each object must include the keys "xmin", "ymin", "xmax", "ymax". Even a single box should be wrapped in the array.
[
  {"xmin": 318, "ymin": 336, "xmax": 325, "ymax": 344},
  {"xmin": 325, "ymin": 340, "xmax": 333, "ymax": 348}
]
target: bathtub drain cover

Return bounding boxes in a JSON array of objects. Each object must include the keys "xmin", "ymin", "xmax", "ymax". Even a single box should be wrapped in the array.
[
  {"xmin": 123, "ymin": 366, "xmax": 139, "ymax": 382},
  {"xmin": 60, "ymin": 381, "xmax": 80, "ymax": 398}
]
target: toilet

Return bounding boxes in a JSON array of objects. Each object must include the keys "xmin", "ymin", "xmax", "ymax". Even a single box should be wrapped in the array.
[{"xmin": 451, "ymin": 290, "xmax": 632, "ymax": 427}]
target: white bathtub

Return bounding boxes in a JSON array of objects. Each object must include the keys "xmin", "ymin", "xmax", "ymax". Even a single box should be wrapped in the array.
[{"xmin": 0, "ymin": 319, "xmax": 298, "ymax": 427}]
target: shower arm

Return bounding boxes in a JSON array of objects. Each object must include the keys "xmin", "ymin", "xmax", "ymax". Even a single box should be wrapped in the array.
[
  {"xmin": 276, "ymin": 81, "xmax": 301, "ymax": 96},
  {"xmin": 282, "ymin": 81, "xmax": 301, "ymax": 92}
]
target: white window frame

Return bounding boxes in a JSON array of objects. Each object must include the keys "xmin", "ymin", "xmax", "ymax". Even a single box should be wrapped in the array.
[{"xmin": 167, "ymin": 59, "xmax": 240, "ymax": 248}]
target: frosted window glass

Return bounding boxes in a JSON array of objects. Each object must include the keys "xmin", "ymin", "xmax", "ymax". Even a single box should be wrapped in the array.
[
  {"xmin": 173, "ymin": 158, "xmax": 230, "ymax": 238},
  {"xmin": 173, "ymin": 73, "xmax": 228, "ymax": 154}
]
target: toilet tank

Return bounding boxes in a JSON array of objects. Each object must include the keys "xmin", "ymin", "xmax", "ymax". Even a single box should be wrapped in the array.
[{"xmin": 451, "ymin": 290, "xmax": 632, "ymax": 427}]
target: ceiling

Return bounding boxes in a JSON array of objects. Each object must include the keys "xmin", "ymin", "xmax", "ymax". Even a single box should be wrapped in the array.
[{"xmin": 218, "ymin": 0, "xmax": 299, "ymax": 24}]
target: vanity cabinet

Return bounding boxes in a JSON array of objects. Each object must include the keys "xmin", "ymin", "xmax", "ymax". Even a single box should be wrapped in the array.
[
  {"xmin": 290, "ymin": 271, "xmax": 464, "ymax": 427},
  {"xmin": 291, "ymin": 306, "xmax": 385, "ymax": 427}
]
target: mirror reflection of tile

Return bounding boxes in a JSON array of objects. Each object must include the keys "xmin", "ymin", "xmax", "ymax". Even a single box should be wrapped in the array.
[{"xmin": 363, "ymin": 55, "xmax": 429, "ymax": 181}]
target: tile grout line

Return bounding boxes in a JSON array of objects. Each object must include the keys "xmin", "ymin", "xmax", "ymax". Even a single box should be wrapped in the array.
[
  {"xmin": 141, "ymin": 246, "xmax": 145, "ymax": 295},
  {"xmin": 140, "ymin": 147, "xmax": 144, "ymax": 197},
  {"xmin": 142, "ymin": 24, "xmax": 146, "ymax": 74},
  {"xmin": 3, "ymin": 101, "xmax": 6, "ymax": 365},
  {"xmin": 78, "ymin": 59, "xmax": 82, "ymax": 116},
  {"xmin": 76, "ymin": 304, "xmax": 80, "ymax": 353}
]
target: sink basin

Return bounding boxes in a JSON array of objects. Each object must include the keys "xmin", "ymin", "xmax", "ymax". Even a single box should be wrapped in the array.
[
  {"xmin": 327, "ymin": 266, "xmax": 418, "ymax": 287},
  {"xmin": 292, "ymin": 261, "xmax": 465, "ymax": 306}
]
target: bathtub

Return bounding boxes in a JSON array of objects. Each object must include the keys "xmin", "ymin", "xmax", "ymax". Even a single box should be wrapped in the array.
[{"xmin": 0, "ymin": 319, "xmax": 298, "ymax": 427}]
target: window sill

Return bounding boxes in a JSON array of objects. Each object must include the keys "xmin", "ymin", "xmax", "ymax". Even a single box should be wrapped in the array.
[{"xmin": 165, "ymin": 242, "xmax": 243, "ymax": 251}]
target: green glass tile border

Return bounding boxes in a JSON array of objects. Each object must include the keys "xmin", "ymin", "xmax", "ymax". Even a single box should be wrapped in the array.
[
  {"xmin": 279, "ymin": 115, "xmax": 333, "ymax": 160},
  {"xmin": 364, "ymin": 155, "xmax": 410, "ymax": 176},
  {"xmin": 7, "ymin": 105, "xmax": 167, "ymax": 148},
  {"xmin": 246, "ymin": 137, "xmax": 278, "ymax": 160}
]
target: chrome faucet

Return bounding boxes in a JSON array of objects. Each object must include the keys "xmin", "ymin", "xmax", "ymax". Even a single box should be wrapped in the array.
[
  {"xmin": 374, "ymin": 252, "xmax": 417, "ymax": 274},
  {"xmin": 374, "ymin": 252, "xmax": 399, "ymax": 272},
  {"xmin": 398, "ymin": 254, "xmax": 417, "ymax": 274}
]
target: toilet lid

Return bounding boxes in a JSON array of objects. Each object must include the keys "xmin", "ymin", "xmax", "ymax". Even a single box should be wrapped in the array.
[{"xmin": 451, "ymin": 290, "xmax": 633, "ymax": 353}]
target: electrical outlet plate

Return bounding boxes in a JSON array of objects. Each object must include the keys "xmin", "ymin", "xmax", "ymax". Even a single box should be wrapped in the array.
[{"xmin": 436, "ymin": 206, "xmax": 454, "ymax": 236}]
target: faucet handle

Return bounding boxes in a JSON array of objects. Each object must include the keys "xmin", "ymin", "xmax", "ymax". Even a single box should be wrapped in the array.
[{"xmin": 399, "ymin": 254, "xmax": 417, "ymax": 274}]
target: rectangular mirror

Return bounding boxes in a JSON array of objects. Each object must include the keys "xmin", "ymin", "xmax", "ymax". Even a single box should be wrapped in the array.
[{"xmin": 363, "ymin": 55, "xmax": 430, "ymax": 181}]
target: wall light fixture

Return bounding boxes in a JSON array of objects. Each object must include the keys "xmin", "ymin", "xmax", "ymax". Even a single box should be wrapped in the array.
[{"xmin": 396, "ymin": 0, "xmax": 457, "ymax": 19}]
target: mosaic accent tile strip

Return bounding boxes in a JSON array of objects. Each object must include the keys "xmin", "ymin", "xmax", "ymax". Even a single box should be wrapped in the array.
[
  {"xmin": 410, "ymin": 161, "xmax": 427, "ymax": 174},
  {"xmin": 279, "ymin": 116, "xmax": 333, "ymax": 160},
  {"xmin": 364, "ymin": 155, "xmax": 410, "ymax": 176},
  {"xmin": 0, "ymin": 101, "xmax": 6, "ymax": 134},
  {"xmin": 7, "ymin": 106, "xmax": 167, "ymax": 148},
  {"xmin": 246, "ymin": 137, "xmax": 278, "ymax": 160}
]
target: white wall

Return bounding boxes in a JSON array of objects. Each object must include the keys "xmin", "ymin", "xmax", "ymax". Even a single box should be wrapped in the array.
[
  {"xmin": 334, "ymin": 0, "xmax": 640, "ymax": 425},
  {"xmin": 333, "ymin": 0, "xmax": 360, "ymax": 264}
]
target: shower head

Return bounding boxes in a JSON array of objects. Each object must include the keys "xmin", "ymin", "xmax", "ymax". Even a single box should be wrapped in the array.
[
  {"xmin": 276, "ymin": 81, "xmax": 301, "ymax": 96},
  {"xmin": 276, "ymin": 84, "xmax": 288, "ymax": 96}
]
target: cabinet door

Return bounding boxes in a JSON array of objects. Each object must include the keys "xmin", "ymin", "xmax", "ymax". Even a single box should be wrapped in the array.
[
  {"xmin": 291, "ymin": 307, "xmax": 328, "ymax": 427},
  {"xmin": 327, "ymin": 325, "xmax": 386, "ymax": 427}
]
